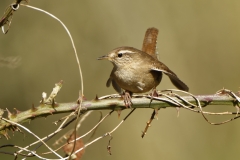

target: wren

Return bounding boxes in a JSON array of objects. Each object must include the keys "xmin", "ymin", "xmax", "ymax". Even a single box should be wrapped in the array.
[{"xmin": 98, "ymin": 46, "xmax": 189, "ymax": 107}]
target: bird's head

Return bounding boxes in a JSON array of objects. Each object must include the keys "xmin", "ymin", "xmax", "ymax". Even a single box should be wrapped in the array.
[{"xmin": 98, "ymin": 47, "xmax": 140, "ymax": 67}]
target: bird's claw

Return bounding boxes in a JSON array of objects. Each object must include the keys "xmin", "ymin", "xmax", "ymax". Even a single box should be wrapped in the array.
[{"xmin": 122, "ymin": 91, "xmax": 133, "ymax": 108}]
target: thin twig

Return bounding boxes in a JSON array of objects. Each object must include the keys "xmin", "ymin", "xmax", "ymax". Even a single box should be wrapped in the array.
[
  {"xmin": 42, "ymin": 110, "xmax": 113, "ymax": 155},
  {"xmin": 1, "ymin": 118, "xmax": 63, "ymax": 159},
  {"xmin": 19, "ymin": 113, "xmax": 77, "ymax": 159},
  {"xmin": 66, "ymin": 109, "xmax": 136, "ymax": 159},
  {"xmin": 20, "ymin": 5, "xmax": 85, "ymax": 159},
  {"xmin": 141, "ymin": 109, "xmax": 157, "ymax": 138}
]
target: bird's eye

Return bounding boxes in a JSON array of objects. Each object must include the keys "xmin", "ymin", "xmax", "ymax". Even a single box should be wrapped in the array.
[{"xmin": 118, "ymin": 53, "xmax": 123, "ymax": 58}]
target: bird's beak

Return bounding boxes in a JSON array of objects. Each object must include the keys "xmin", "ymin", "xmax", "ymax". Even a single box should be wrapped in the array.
[{"xmin": 97, "ymin": 55, "xmax": 109, "ymax": 60}]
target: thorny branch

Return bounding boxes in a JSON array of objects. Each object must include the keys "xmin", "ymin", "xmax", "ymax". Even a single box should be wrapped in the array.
[
  {"xmin": 5, "ymin": 86, "xmax": 240, "ymax": 157},
  {"xmin": 1, "ymin": 87, "xmax": 240, "ymax": 137},
  {"xmin": 0, "ymin": 82, "xmax": 240, "ymax": 158}
]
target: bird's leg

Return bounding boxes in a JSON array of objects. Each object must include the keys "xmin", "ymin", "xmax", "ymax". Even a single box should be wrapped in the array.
[
  {"xmin": 150, "ymin": 88, "xmax": 159, "ymax": 119},
  {"xmin": 149, "ymin": 88, "xmax": 158, "ymax": 97},
  {"xmin": 122, "ymin": 90, "xmax": 133, "ymax": 108},
  {"xmin": 148, "ymin": 88, "xmax": 159, "ymax": 108}
]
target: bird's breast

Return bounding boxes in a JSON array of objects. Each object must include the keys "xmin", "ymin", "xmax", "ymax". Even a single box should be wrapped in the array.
[{"xmin": 111, "ymin": 65, "xmax": 161, "ymax": 93}]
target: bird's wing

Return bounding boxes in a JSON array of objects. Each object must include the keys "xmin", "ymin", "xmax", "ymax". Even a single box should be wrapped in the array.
[
  {"xmin": 106, "ymin": 77, "xmax": 122, "ymax": 94},
  {"xmin": 151, "ymin": 67, "xmax": 189, "ymax": 92},
  {"xmin": 106, "ymin": 77, "xmax": 112, "ymax": 87}
]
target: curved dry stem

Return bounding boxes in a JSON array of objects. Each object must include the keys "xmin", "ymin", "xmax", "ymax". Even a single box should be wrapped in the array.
[
  {"xmin": 68, "ymin": 108, "xmax": 136, "ymax": 159},
  {"xmin": 20, "ymin": 4, "xmax": 84, "ymax": 158},
  {"xmin": 43, "ymin": 110, "xmax": 113, "ymax": 155},
  {"xmin": 161, "ymin": 89, "xmax": 240, "ymax": 125},
  {"xmin": 17, "ymin": 112, "xmax": 77, "ymax": 159},
  {"xmin": 0, "ymin": 144, "xmax": 43, "ymax": 158},
  {"xmin": 21, "ymin": 4, "xmax": 84, "ymax": 97},
  {"xmin": 1, "ymin": 118, "xmax": 63, "ymax": 159}
]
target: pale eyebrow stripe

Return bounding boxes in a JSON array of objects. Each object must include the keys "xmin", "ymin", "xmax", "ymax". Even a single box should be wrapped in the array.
[{"xmin": 119, "ymin": 50, "xmax": 134, "ymax": 54}]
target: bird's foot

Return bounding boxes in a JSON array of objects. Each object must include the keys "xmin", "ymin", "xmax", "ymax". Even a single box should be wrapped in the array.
[
  {"xmin": 149, "ymin": 88, "xmax": 158, "ymax": 98},
  {"xmin": 122, "ymin": 91, "xmax": 133, "ymax": 108},
  {"xmin": 148, "ymin": 88, "xmax": 158, "ymax": 108}
]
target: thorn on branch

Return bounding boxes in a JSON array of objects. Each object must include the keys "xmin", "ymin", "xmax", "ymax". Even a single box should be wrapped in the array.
[
  {"xmin": 176, "ymin": 107, "xmax": 180, "ymax": 117},
  {"xmin": 77, "ymin": 91, "xmax": 86, "ymax": 104},
  {"xmin": 0, "ymin": 109, "xmax": 4, "ymax": 118},
  {"xmin": 95, "ymin": 95, "xmax": 99, "ymax": 101},
  {"xmin": 31, "ymin": 104, "xmax": 37, "ymax": 112},
  {"xmin": 13, "ymin": 108, "xmax": 21, "ymax": 115},
  {"xmin": 6, "ymin": 108, "xmax": 13, "ymax": 119},
  {"xmin": 51, "ymin": 98, "xmax": 56, "ymax": 107},
  {"xmin": 117, "ymin": 110, "xmax": 122, "ymax": 118}
]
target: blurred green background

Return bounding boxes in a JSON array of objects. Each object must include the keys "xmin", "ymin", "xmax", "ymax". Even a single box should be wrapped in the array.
[{"xmin": 0, "ymin": 0, "xmax": 240, "ymax": 159}]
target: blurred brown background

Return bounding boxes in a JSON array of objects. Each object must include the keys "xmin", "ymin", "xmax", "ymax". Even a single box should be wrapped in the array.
[{"xmin": 0, "ymin": 0, "xmax": 239, "ymax": 159}]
